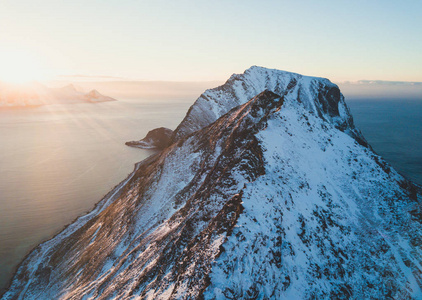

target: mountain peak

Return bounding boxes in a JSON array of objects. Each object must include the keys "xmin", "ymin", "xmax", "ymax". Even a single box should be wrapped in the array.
[
  {"xmin": 3, "ymin": 68, "xmax": 421, "ymax": 299},
  {"xmin": 172, "ymin": 66, "xmax": 364, "ymax": 146}
]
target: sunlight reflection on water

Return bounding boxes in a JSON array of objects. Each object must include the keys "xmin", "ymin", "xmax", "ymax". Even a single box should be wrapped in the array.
[
  {"xmin": 0, "ymin": 98, "xmax": 192, "ymax": 291},
  {"xmin": 0, "ymin": 97, "xmax": 421, "ymax": 292}
]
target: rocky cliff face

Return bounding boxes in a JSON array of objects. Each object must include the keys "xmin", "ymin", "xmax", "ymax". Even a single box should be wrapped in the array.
[{"xmin": 2, "ymin": 67, "xmax": 422, "ymax": 299}]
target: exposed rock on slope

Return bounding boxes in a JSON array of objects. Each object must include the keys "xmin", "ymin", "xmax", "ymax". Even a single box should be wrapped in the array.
[
  {"xmin": 172, "ymin": 66, "xmax": 365, "ymax": 146},
  {"xmin": 2, "ymin": 67, "xmax": 422, "ymax": 299},
  {"xmin": 126, "ymin": 127, "xmax": 173, "ymax": 149}
]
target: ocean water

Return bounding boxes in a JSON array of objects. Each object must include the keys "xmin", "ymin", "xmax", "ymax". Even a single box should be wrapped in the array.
[
  {"xmin": 348, "ymin": 99, "xmax": 422, "ymax": 185},
  {"xmin": 0, "ymin": 97, "xmax": 421, "ymax": 293},
  {"xmin": 0, "ymin": 98, "xmax": 193, "ymax": 292}
]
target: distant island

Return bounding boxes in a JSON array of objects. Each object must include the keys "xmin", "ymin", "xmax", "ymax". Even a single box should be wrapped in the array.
[{"xmin": 0, "ymin": 82, "xmax": 116, "ymax": 107}]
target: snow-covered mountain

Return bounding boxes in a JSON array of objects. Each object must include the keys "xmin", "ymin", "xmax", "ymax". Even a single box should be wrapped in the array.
[
  {"xmin": 2, "ymin": 67, "xmax": 421, "ymax": 299},
  {"xmin": 0, "ymin": 82, "xmax": 115, "ymax": 107},
  {"xmin": 173, "ymin": 66, "xmax": 364, "ymax": 145}
]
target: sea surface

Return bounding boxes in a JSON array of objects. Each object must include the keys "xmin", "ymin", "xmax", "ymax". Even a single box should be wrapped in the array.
[
  {"xmin": 348, "ymin": 99, "xmax": 422, "ymax": 185},
  {"xmin": 0, "ymin": 98, "xmax": 193, "ymax": 292},
  {"xmin": 0, "ymin": 97, "xmax": 421, "ymax": 292}
]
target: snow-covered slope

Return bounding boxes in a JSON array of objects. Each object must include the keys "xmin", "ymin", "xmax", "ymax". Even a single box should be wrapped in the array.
[
  {"xmin": 173, "ymin": 66, "xmax": 364, "ymax": 145},
  {"xmin": 2, "ymin": 68, "xmax": 422, "ymax": 299},
  {"xmin": 0, "ymin": 82, "xmax": 115, "ymax": 107}
]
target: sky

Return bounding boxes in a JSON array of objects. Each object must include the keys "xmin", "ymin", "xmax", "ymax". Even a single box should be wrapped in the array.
[{"xmin": 0, "ymin": 0, "xmax": 421, "ymax": 83}]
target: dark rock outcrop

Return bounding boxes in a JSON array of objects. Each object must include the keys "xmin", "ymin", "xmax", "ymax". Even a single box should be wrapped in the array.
[{"xmin": 126, "ymin": 127, "xmax": 173, "ymax": 150}]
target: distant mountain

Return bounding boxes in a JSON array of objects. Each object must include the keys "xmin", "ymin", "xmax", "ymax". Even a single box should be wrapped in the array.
[
  {"xmin": 0, "ymin": 82, "xmax": 116, "ymax": 107},
  {"xmin": 2, "ymin": 67, "xmax": 422, "ymax": 299}
]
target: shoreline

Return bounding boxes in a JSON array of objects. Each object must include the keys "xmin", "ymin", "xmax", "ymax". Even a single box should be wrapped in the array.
[{"xmin": 0, "ymin": 151, "xmax": 159, "ymax": 297}]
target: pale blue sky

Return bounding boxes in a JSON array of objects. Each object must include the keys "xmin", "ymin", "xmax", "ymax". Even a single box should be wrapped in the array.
[{"xmin": 0, "ymin": 0, "xmax": 421, "ymax": 82}]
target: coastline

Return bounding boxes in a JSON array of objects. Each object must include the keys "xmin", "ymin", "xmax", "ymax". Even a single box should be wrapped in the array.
[{"xmin": 0, "ymin": 151, "xmax": 159, "ymax": 297}]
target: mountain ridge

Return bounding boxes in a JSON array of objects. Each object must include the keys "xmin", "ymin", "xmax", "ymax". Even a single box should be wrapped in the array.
[
  {"xmin": 2, "ymin": 67, "xmax": 422, "ymax": 299},
  {"xmin": 172, "ymin": 66, "xmax": 364, "ymax": 144},
  {"xmin": 129, "ymin": 66, "xmax": 367, "ymax": 152}
]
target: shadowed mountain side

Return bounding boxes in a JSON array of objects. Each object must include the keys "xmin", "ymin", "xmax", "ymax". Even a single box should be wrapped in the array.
[
  {"xmin": 3, "ymin": 90, "xmax": 286, "ymax": 299},
  {"xmin": 3, "ymin": 68, "xmax": 422, "ymax": 299}
]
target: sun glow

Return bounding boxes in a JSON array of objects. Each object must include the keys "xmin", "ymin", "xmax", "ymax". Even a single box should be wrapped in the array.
[{"xmin": 0, "ymin": 48, "xmax": 50, "ymax": 84}]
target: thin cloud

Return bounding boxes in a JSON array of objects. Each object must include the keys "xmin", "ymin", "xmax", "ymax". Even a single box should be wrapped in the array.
[
  {"xmin": 338, "ymin": 80, "xmax": 422, "ymax": 86},
  {"xmin": 337, "ymin": 80, "xmax": 422, "ymax": 100},
  {"xmin": 58, "ymin": 74, "xmax": 128, "ymax": 80},
  {"xmin": 357, "ymin": 80, "xmax": 422, "ymax": 86}
]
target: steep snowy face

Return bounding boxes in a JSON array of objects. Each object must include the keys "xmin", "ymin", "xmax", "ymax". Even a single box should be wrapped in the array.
[
  {"xmin": 205, "ymin": 99, "xmax": 422, "ymax": 299},
  {"xmin": 2, "ymin": 70, "xmax": 421, "ymax": 299},
  {"xmin": 173, "ymin": 66, "xmax": 363, "ymax": 144},
  {"xmin": 2, "ymin": 90, "xmax": 285, "ymax": 299}
]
